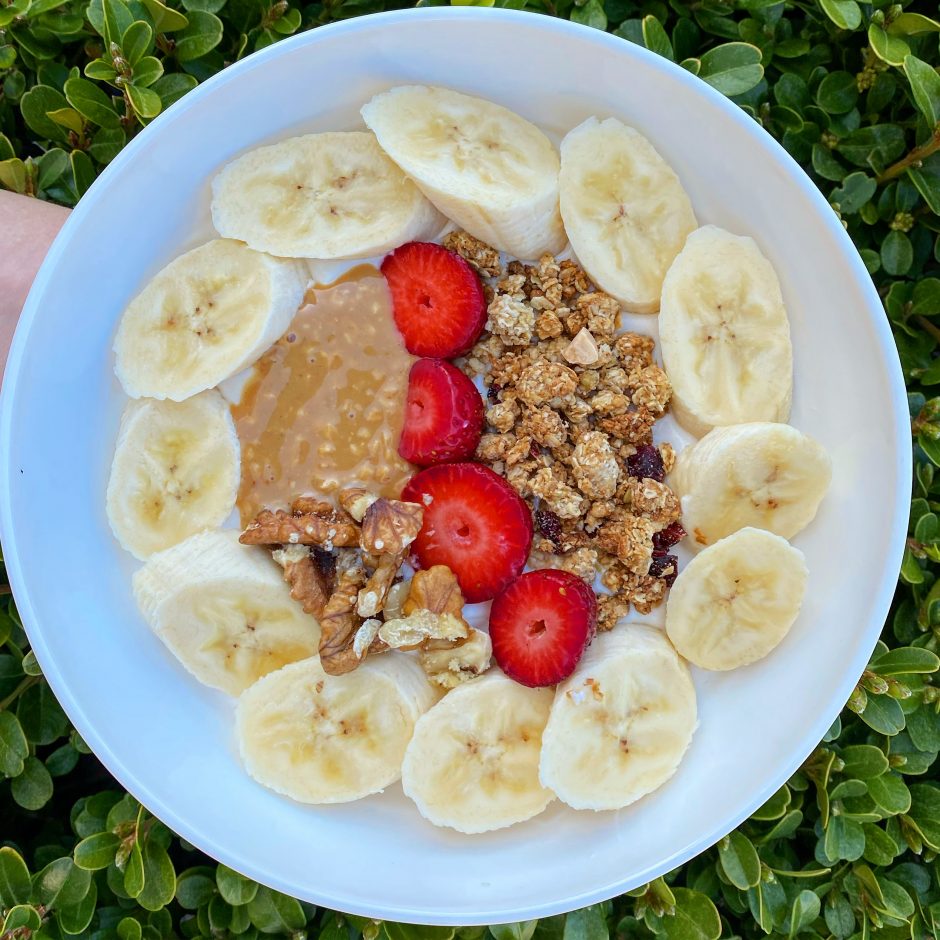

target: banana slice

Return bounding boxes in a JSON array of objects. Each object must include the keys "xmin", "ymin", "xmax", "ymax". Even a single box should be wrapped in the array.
[
  {"xmin": 114, "ymin": 239, "xmax": 307, "ymax": 402},
  {"xmin": 106, "ymin": 391, "xmax": 240, "ymax": 560},
  {"xmin": 210, "ymin": 132, "xmax": 443, "ymax": 260},
  {"xmin": 659, "ymin": 226, "xmax": 793, "ymax": 436},
  {"xmin": 236, "ymin": 655, "xmax": 437, "ymax": 804},
  {"xmin": 401, "ymin": 670, "xmax": 554, "ymax": 833},
  {"xmin": 671, "ymin": 423, "xmax": 832, "ymax": 545},
  {"xmin": 133, "ymin": 529, "xmax": 320, "ymax": 695},
  {"xmin": 539, "ymin": 626, "xmax": 697, "ymax": 811},
  {"xmin": 558, "ymin": 117, "xmax": 697, "ymax": 313},
  {"xmin": 665, "ymin": 527, "xmax": 808, "ymax": 671},
  {"xmin": 361, "ymin": 85, "xmax": 565, "ymax": 259}
]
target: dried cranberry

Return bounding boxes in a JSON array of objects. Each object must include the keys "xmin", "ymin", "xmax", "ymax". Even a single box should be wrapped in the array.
[
  {"xmin": 626, "ymin": 444, "xmax": 665, "ymax": 482},
  {"xmin": 652, "ymin": 522, "xmax": 686, "ymax": 554},
  {"xmin": 648, "ymin": 553, "xmax": 679, "ymax": 587},
  {"xmin": 535, "ymin": 509, "xmax": 564, "ymax": 550},
  {"xmin": 487, "ymin": 384, "xmax": 502, "ymax": 403}
]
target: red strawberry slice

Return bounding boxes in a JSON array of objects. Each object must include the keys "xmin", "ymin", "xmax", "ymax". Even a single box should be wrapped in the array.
[
  {"xmin": 398, "ymin": 359, "xmax": 484, "ymax": 466},
  {"xmin": 401, "ymin": 463, "xmax": 533, "ymax": 603},
  {"xmin": 489, "ymin": 570, "xmax": 597, "ymax": 688},
  {"xmin": 381, "ymin": 242, "xmax": 487, "ymax": 358}
]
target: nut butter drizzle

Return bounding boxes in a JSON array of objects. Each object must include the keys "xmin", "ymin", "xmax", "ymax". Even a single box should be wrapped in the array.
[{"xmin": 233, "ymin": 265, "xmax": 416, "ymax": 525}]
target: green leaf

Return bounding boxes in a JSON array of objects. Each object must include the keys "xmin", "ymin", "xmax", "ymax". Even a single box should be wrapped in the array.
[
  {"xmin": 823, "ymin": 816, "xmax": 866, "ymax": 861},
  {"xmin": 64, "ymin": 75, "xmax": 120, "ymax": 126},
  {"xmin": 137, "ymin": 841, "xmax": 175, "ymax": 911},
  {"xmin": 650, "ymin": 888, "xmax": 722, "ymax": 940},
  {"xmin": 118, "ymin": 916, "xmax": 143, "ymax": 940},
  {"xmin": 175, "ymin": 866, "xmax": 216, "ymax": 909},
  {"xmin": 825, "ymin": 894, "xmax": 855, "ymax": 938},
  {"xmin": 173, "ymin": 9, "xmax": 222, "ymax": 59},
  {"xmin": 570, "ymin": 0, "xmax": 606, "ymax": 30},
  {"xmin": 84, "ymin": 57, "xmax": 118, "ymax": 80},
  {"xmin": 46, "ymin": 107, "xmax": 84, "ymax": 133},
  {"xmin": 868, "ymin": 773, "xmax": 912, "ymax": 814},
  {"xmin": 788, "ymin": 889, "xmax": 820, "ymax": 939},
  {"xmin": 888, "ymin": 12, "xmax": 940, "ymax": 36},
  {"xmin": 89, "ymin": 125, "xmax": 126, "ymax": 163},
  {"xmin": 125, "ymin": 842, "xmax": 145, "ymax": 898},
  {"xmin": 217, "ymin": 864, "xmax": 258, "ymax": 906},
  {"xmin": 126, "ymin": 82, "xmax": 161, "ymax": 117},
  {"xmin": 35, "ymin": 857, "xmax": 91, "ymax": 907},
  {"xmin": 0, "ymin": 134, "xmax": 14, "ymax": 161},
  {"xmin": 872, "ymin": 647, "xmax": 940, "ymax": 675},
  {"xmin": 860, "ymin": 693, "xmax": 906, "ymax": 734},
  {"xmin": 0, "ymin": 847, "xmax": 32, "ymax": 907},
  {"xmin": 102, "ymin": 0, "xmax": 134, "ymax": 45},
  {"xmin": 831, "ymin": 171, "xmax": 876, "ymax": 214},
  {"xmin": 73, "ymin": 832, "xmax": 120, "ymax": 870},
  {"xmin": 0, "ymin": 710, "xmax": 28, "ymax": 777},
  {"xmin": 907, "ymin": 784, "xmax": 940, "ymax": 850},
  {"xmin": 562, "ymin": 906, "xmax": 607, "ymax": 940},
  {"xmin": 45, "ymin": 741, "xmax": 79, "ymax": 776},
  {"xmin": 491, "ymin": 923, "xmax": 539, "ymax": 940},
  {"xmin": 697, "ymin": 42, "xmax": 763, "ymax": 96},
  {"xmin": 718, "ymin": 831, "xmax": 761, "ymax": 889},
  {"xmin": 817, "ymin": 71, "xmax": 859, "ymax": 114},
  {"xmin": 642, "ymin": 14, "xmax": 673, "ymax": 59},
  {"xmin": 121, "ymin": 19, "xmax": 153, "ymax": 63},
  {"xmin": 19, "ymin": 83, "xmax": 70, "ymax": 141},
  {"xmin": 151, "ymin": 71, "xmax": 197, "ymax": 107},
  {"xmin": 819, "ymin": 0, "xmax": 861, "ymax": 30},
  {"xmin": 868, "ymin": 23, "xmax": 910, "ymax": 67},
  {"xmin": 138, "ymin": 0, "xmax": 188, "ymax": 30},
  {"xmin": 862, "ymin": 823, "xmax": 901, "ymax": 864},
  {"xmin": 11, "ymin": 755, "xmax": 54, "ymax": 809},
  {"xmin": 56, "ymin": 879, "xmax": 96, "ymax": 935},
  {"xmin": 903, "ymin": 56, "xmax": 940, "ymax": 128},
  {"xmin": 0, "ymin": 44, "xmax": 17, "ymax": 68},
  {"xmin": 906, "ymin": 703, "xmax": 940, "ymax": 751},
  {"xmin": 882, "ymin": 230, "xmax": 914, "ymax": 276},
  {"xmin": 131, "ymin": 55, "xmax": 162, "ymax": 86},
  {"xmin": 1, "ymin": 905, "xmax": 41, "ymax": 934},
  {"xmin": 840, "ymin": 745, "xmax": 889, "ymax": 779},
  {"xmin": 837, "ymin": 125, "xmax": 906, "ymax": 172},
  {"xmin": 909, "ymin": 152, "xmax": 940, "ymax": 215}
]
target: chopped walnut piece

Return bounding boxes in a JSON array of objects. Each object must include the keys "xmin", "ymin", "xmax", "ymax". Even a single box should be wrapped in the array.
[
  {"xmin": 571, "ymin": 431, "xmax": 620, "ymax": 500},
  {"xmin": 563, "ymin": 328, "xmax": 600, "ymax": 366},
  {"xmin": 378, "ymin": 610, "xmax": 468, "ymax": 651},
  {"xmin": 517, "ymin": 362, "xmax": 578, "ymax": 404},
  {"xmin": 291, "ymin": 496, "xmax": 334, "ymax": 516},
  {"xmin": 403, "ymin": 566, "xmax": 466, "ymax": 623},
  {"xmin": 360, "ymin": 498, "xmax": 423, "ymax": 554},
  {"xmin": 356, "ymin": 553, "xmax": 402, "ymax": 617},
  {"xmin": 382, "ymin": 578, "xmax": 411, "ymax": 622},
  {"xmin": 240, "ymin": 508, "xmax": 359, "ymax": 548},
  {"xmin": 442, "ymin": 230, "xmax": 501, "ymax": 277},
  {"xmin": 272, "ymin": 544, "xmax": 332, "ymax": 617},
  {"xmin": 353, "ymin": 618, "xmax": 383, "ymax": 660},
  {"xmin": 339, "ymin": 488, "xmax": 378, "ymax": 522},
  {"xmin": 419, "ymin": 628, "xmax": 492, "ymax": 689},
  {"xmin": 318, "ymin": 553, "xmax": 370, "ymax": 675}
]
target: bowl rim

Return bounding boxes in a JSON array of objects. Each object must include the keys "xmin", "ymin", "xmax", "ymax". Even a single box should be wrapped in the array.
[{"xmin": 0, "ymin": 6, "xmax": 912, "ymax": 924}]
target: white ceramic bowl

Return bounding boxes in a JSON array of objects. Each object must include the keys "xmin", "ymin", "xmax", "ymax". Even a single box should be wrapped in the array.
[{"xmin": 0, "ymin": 8, "xmax": 910, "ymax": 925}]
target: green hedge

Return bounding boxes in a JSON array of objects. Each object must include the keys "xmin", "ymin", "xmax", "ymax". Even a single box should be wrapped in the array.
[{"xmin": 1, "ymin": 0, "xmax": 939, "ymax": 937}]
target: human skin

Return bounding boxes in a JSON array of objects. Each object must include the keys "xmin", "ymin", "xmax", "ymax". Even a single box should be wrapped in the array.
[{"xmin": 0, "ymin": 191, "xmax": 70, "ymax": 380}]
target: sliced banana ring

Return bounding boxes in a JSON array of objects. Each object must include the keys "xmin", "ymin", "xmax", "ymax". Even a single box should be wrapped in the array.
[
  {"xmin": 665, "ymin": 527, "xmax": 808, "ymax": 671},
  {"xmin": 659, "ymin": 225, "xmax": 793, "ymax": 437},
  {"xmin": 559, "ymin": 116, "xmax": 697, "ymax": 313},
  {"xmin": 113, "ymin": 238, "xmax": 307, "ymax": 402},
  {"xmin": 362, "ymin": 84, "xmax": 565, "ymax": 259},
  {"xmin": 133, "ymin": 529, "xmax": 320, "ymax": 695},
  {"xmin": 671, "ymin": 422, "xmax": 832, "ymax": 546},
  {"xmin": 540, "ymin": 626, "xmax": 697, "ymax": 811},
  {"xmin": 211, "ymin": 131, "xmax": 443, "ymax": 260},
  {"xmin": 106, "ymin": 391, "xmax": 240, "ymax": 560},
  {"xmin": 236, "ymin": 655, "xmax": 437, "ymax": 804},
  {"xmin": 402, "ymin": 670, "xmax": 554, "ymax": 833}
]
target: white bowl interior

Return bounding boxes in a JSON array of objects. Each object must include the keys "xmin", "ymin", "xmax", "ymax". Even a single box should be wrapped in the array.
[{"xmin": 0, "ymin": 9, "xmax": 909, "ymax": 925}]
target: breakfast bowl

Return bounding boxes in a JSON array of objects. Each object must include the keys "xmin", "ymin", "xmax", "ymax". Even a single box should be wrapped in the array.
[{"xmin": 0, "ymin": 7, "xmax": 910, "ymax": 925}]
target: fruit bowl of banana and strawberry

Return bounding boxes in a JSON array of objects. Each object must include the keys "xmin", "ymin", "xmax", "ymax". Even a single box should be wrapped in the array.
[{"xmin": 105, "ymin": 85, "xmax": 833, "ymax": 834}]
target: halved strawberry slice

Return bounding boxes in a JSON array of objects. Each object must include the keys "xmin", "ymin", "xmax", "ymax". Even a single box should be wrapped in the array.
[
  {"xmin": 381, "ymin": 242, "xmax": 487, "ymax": 358},
  {"xmin": 398, "ymin": 359, "xmax": 484, "ymax": 466},
  {"xmin": 489, "ymin": 570, "xmax": 597, "ymax": 688},
  {"xmin": 401, "ymin": 463, "xmax": 533, "ymax": 603}
]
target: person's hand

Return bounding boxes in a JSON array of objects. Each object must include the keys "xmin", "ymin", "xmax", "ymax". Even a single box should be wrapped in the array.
[{"xmin": 0, "ymin": 192, "xmax": 71, "ymax": 380}]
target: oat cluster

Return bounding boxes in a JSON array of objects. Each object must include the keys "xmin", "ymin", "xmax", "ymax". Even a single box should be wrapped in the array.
[{"xmin": 444, "ymin": 231, "xmax": 682, "ymax": 630}]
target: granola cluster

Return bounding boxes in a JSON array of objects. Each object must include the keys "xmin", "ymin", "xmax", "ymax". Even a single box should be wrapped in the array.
[
  {"xmin": 241, "ymin": 492, "xmax": 492, "ymax": 684},
  {"xmin": 445, "ymin": 231, "xmax": 682, "ymax": 630}
]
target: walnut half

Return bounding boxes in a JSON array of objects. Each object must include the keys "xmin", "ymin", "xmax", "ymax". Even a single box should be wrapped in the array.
[{"xmin": 360, "ymin": 498, "xmax": 424, "ymax": 555}]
